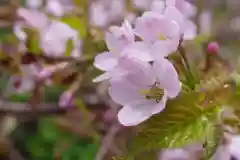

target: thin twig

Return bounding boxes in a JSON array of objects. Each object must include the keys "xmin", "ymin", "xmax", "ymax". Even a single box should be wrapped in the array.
[
  {"xmin": 0, "ymin": 101, "xmax": 71, "ymax": 116},
  {"xmin": 95, "ymin": 124, "xmax": 121, "ymax": 160}
]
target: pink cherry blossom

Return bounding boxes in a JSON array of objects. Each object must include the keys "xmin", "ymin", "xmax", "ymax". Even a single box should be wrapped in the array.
[
  {"xmin": 15, "ymin": 8, "xmax": 49, "ymax": 52},
  {"xmin": 108, "ymin": 58, "xmax": 181, "ymax": 126},
  {"xmin": 8, "ymin": 64, "xmax": 39, "ymax": 94},
  {"xmin": 93, "ymin": 56, "xmax": 147, "ymax": 83},
  {"xmin": 165, "ymin": 1, "xmax": 197, "ymax": 40},
  {"xmin": 89, "ymin": 0, "xmax": 125, "ymax": 28},
  {"xmin": 132, "ymin": 0, "xmax": 151, "ymax": 11},
  {"xmin": 159, "ymin": 149, "xmax": 189, "ymax": 160},
  {"xmin": 229, "ymin": 136, "xmax": 240, "ymax": 159},
  {"xmin": 93, "ymin": 20, "xmax": 135, "ymax": 82},
  {"xmin": 108, "ymin": 0, "xmax": 125, "ymax": 22},
  {"xmin": 89, "ymin": 1, "xmax": 109, "ymax": 27},
  {"xmin": 59, "ymin": 91, "xmax": 73, "ymax": 107},
  {"xmin": 26, "ymin": 0, "xmax": 43, "ymax": 9},
  {"xmin": 166, "ymin": 0, "xmax": 196, "ymax": 18},
  {"xmin": 17, "ymin": 8, "xmax": 49, "ymax": 31},
  {"xmin": 40, "ymin": 20, "xmax": 81, "ymax": 57},
  {"xmin": 150, "ymin": 0, "xmax": 165, "ymax": 14},
  {"xmin": 134, "ymin": 11, "xmax": 181, "ymax": 58},
  {"xmin": 45, "ymin": 0, "xmax": 65, "ymax": 17}
]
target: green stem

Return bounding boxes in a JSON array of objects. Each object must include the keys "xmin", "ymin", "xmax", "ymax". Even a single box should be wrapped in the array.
[{"xmin": 178, "ymin": 45, "xmax": 196, "ymax": 90}]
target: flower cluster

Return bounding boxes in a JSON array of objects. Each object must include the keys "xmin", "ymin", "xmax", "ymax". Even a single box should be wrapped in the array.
[
  {"xmin": 89, "ymin": 0, "xmax": 197, "ymax": 40},
  {"xmin": 92, "ymin": 0, "xmax": 194, "ymax": 126},
  {"xmin": 10, "ymin": 1, "xmax": 82, "ymax": 96}
]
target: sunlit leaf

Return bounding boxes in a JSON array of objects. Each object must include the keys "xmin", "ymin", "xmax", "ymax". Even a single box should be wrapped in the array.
[
  {"xmin": 127, "ymin": 92, "xmax": 220, "ymax": 158},
  {"xmin": 202, "ymin": 124, "xmax": 223, "ymax": 159},
  {"xmin": 61, "ymin": 16, "xmax": 87, "ymax": 38},
  {"xmin": 23, "ymin": 28, "xmax": 41, "ymax": 54}
]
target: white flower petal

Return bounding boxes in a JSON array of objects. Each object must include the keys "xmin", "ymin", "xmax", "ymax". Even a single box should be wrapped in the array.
[
  {"xmin": 118, "ymin": 100, "xmax": 155, "ymax": 126},
  {"xmin": 109, "ymin": 79, "xmax": 143, "ymax": 105},
  {"xmin": 121, "ymin": 42, "xmax": 153, "ymax": 62},
  {"xmin": 153, "ymin": 59, "xmax": 181, "ymax": 98},
  {"xmin": 164, "ymin": 6, "xmax": 184, "ymax": 31},
  {"xmin": 183, "ymin": 20, "xmax": 197, "ymax": 40},
  {"xmin": 151, "ymin": 95, "xmax": 167, "ymax": 114},
  {"xmin": 94, "ymin": 52, "xmax": 118, "ymax": 71},
  {"xmin": 93, "ymin": 72, "xmax": 112, "ymax": 83}
]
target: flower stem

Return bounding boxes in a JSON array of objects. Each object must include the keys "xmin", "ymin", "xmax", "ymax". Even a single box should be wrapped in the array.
[{"xmin": 178, "ymin": 44, "xmax": 195, "ymax": 90}]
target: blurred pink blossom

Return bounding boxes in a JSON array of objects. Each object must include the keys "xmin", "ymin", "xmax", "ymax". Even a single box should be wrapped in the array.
[
  {"xmin": 8, "ymin": 64, "xmax": 39, "ymax": 93},
  {"xmin": 166, "ymin": 0, "xmax": 197, "ymax": 40},
  {"xmin": 45, "ymin": 0, "xmax": 65, "ymax": 17},
  {"xmin": 26, "ymin": 0, "xmax": 43, "ymax": 9},
  {"xmin": 132, "ymin": 0, "xmax": 151, "ymax": 11},
  {"xmin": 59, "ymin": 91, "xmax": 73, "ymax": 107},
  {"xmin": 17, "ymin": 8, "xmax": 49, "ymax": 30},
  {"xmin": 93, "ymin": 20, "xmax": 135, "ymax": 82},
  {"xmin": 199, "ymin": 10, "xmax": 212, "ymax": 36},
  {"xmin": 40, "ymin": 20, "xmax": 81, "ymax": 57}
]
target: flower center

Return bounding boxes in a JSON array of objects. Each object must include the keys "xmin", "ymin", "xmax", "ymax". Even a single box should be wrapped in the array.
[
  {"xmin": 158, "ymin": 34, "xmax": 167, "ymax": 40},
  {"xmin": 140, "ymin": 83, "xmax": 164, "ymax": 103}
]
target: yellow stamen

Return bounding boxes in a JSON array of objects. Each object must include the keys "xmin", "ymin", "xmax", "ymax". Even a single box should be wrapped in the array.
[
  {"xmin": 140, "ymin": 85, "xmax": 164, "ymax": 103},
  {"xmin": 158, "ymin": 34, "xmax": 167, "ymax": 40}
]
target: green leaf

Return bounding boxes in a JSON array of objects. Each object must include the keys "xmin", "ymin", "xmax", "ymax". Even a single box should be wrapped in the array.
[
  {"xmin": 193, "ymin": 35, "xmax": 211, "ymax": 45},
  {"xmin": 64, "ymin": 39, "xmax": 74, "ymax": 56},
  {"xmin": 39, "ymin": 119, "xmax": 58, "ymax": 142},
  {"xmin": 127, "ymin": 92, "xmax": 220, "ymax": 157},
  {"xmin": 9, "ymin": 93, "xmax": 31, "ymax": 102},
  {"xmin": 202, "ymin": 124, "xmax": 223, "ymax": 160},
  {"xmin": 60, "ymin": 16, "xmax": 87, "ymax": 38},
  {"xmin": 24, "ymin": 28, "xmax": 41, "ymax": 54}
]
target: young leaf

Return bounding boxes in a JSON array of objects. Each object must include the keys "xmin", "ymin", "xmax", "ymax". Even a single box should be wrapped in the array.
[
  {"xmin": 23, "ymin": 28, "xmax": 41, "ymax": 54},
  {"xmin": 64, "ymin": 39, "xmax": 74, "ymax": 56},
  {"xmin": 127, "ymin": 92, "xmax": 220, "ymax": 157},
  {"xmin": 202, "ymin": 124, "xmax": 223, "ymax": 159}
]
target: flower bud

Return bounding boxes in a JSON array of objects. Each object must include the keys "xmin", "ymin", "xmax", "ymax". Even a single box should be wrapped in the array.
[
  {"xmin": 59, "ymin": 91, "xmax": 73, "ymax": 107},
  {"xmin": 207, "ymin": 42, "xmax": 219, "ymax": 54}
]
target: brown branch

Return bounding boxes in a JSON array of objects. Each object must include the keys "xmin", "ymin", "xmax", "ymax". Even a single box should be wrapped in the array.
[
  {"xmin": 0, "ymin": 101, "xmax": 72, "ymax": 116},
  {"xmin": 23, "ymin": 52, "xmax": 94, "ymax": 63},
  {"xmin": 95, "ymin": 124, "xmax": 121, "ymax": 160}
]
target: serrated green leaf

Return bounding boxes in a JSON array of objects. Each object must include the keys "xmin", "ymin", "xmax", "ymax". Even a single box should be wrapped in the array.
[
  {"xmin": 202, "ymin": 124, "xmax": 223, "ymax": 160},
  {"xmin": 127, "ymin": 92, "xmax": 220, "ymax": 157}
]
